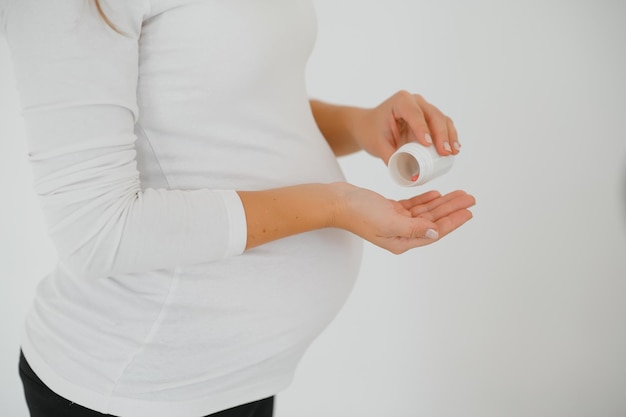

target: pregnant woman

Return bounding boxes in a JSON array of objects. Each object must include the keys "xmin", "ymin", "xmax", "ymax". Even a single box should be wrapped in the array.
[{"xmin": 1, "ymin": 1, "xmax": 475, "ymax": 416}]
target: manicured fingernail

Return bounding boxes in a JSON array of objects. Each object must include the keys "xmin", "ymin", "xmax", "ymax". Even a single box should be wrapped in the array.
[
  {"xmin": 443, "ymin": 142, "xmax": 452, "ymax": 152},
  {"xmin": 424, "ymin": 133, "xmax": 433, "ymax": 144},
  {"xmin": 454, "ymin": 141, "xmax": 461, "ymax": 151},
  {"xmin": 425, "ymin": 229, "xmax": 439, "ymax": 240}
]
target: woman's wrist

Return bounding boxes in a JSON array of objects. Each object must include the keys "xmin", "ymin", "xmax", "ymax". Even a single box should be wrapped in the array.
[{"xmin": 325, "ymin": 181, "xmax": 354, "ymax": 231}]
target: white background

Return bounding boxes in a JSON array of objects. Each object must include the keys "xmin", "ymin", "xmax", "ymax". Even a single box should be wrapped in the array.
[{"xmin": 1, "ymin": 0, "xmax": 625, "ymax": 416}]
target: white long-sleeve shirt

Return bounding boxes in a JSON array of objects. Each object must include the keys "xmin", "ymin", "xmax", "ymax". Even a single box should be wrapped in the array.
[{"xmin": 1, "ymin": 0, "xmax": 363, "ymax": 415}]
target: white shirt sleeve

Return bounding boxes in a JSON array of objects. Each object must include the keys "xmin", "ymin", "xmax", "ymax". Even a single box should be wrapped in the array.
[{"xmin": 3, "ymin": 0, "xmax": 247, "ymax": 279}]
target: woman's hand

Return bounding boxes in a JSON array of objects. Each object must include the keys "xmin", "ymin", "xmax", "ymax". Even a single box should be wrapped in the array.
[
  {"xmin": 332, "ymin": 183, "xmax": 474, "ymax": 254},
  {"xmin": 352, "ymin": 90, "xmax": 461, "ymax": 164}
]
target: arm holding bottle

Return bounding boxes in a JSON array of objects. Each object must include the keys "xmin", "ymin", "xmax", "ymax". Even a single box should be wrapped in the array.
[{"xmin": 237, "ymin": 91, "xmax": 474, "ymax": 253}]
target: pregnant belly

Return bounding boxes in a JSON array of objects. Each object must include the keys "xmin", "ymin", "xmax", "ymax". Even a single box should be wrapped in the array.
[{"xmin": 171, "ymin": 228, "xmax": 363, "ymax": 350}]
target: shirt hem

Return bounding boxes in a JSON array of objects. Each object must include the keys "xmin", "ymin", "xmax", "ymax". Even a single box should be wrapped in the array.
[{"xmin": 20, "ymin": 336, "xmax": 291, "ymax": 417}]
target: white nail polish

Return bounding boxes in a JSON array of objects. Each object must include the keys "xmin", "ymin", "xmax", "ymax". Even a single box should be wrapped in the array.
[
  {"xmin": 454, "ymin": 141, "xmax": 461, "ymax": 151},
  {"xmin": 443, "ymin": 142, "xmax": 452, "ymax": 152},
  {"xmin": 424, "ymin": 133, "xmax": 433, "ymax": 144},
  {"xmin": 425, "ymin": 229, "xmax": 439, "ymax": 240}
]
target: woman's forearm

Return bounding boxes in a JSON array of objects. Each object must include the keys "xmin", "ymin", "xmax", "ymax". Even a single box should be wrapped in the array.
[
  {"xmin": 237, "ymin": 183, "xmax": 340, "ymax": 249},
  {"xmin": 309, "ymin": 100, "xmax": 366, "ymax": 157}
]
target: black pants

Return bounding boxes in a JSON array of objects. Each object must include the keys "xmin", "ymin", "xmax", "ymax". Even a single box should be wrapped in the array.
[{"xmin": 19, "ymin": 351, "xmax": 274, "ymax": 417}]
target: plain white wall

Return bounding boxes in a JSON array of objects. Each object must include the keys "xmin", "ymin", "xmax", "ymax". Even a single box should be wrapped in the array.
[{"xmin": 1, "ymin": 1, "xmax": 625, "ymax": 416}]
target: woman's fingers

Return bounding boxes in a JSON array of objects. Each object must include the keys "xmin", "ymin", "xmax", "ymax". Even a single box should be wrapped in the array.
[
  {"xmin": 409, "ymin": 190, "xmax": 475, "ymax": 221},
  {"xmin": 446, "ymin": 116, "xmax": 461, "ymax": 153},
  {"xmin": 388, "ymin": 202, "xmax": 473, "ymax": 253},
  {"xmin": 398, "ymin": 190, "xmax": 442, "ymax": 211},
  {"xmin": 381, "ymin": 207, "xmax": 473, "ymax": 254},
  {"xmin": 434, "ymin": 208, "xmax": 474, "ymax": 239},
  {"xmin": 390, "ymin": 91, "xmax": 461, "ymax": 156},
  {"xmin": 406, "ymin": 190, "xmax": 466, "ymax": 215},
  {"xmin": 391, "ymin": 91, "xmax": 431, "ymax": 148},
  {"xmin": 419, "ymin": 96, "xmax": 453, "ymax": 156}
]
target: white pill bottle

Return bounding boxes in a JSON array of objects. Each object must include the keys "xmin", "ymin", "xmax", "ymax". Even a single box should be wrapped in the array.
[{"xmin": 388, "ymin": 142, "xmax": 454, "ymax": 186}]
